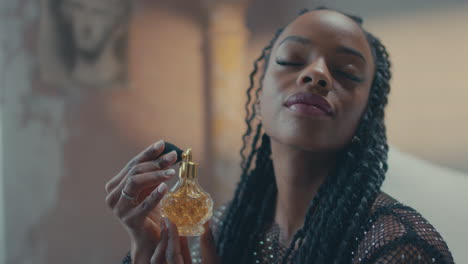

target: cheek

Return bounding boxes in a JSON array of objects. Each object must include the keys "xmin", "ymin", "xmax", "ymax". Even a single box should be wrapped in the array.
[
  {"xmin": 263, "ymin": 66, "xmax": 295, "ymax": 92},
  {"xmin": 260, "ymin": 70, "xmax": 290, "ymax": 115},
  {"xmin": 259, "ymin": 88, "xmax": 280, "ymax": 119},
  {"xmin": 258, "ymin": 83, "xmax": 284, "ymax": 136},
  {"xmin": 335, "ymin": 85, "xmax": 371, "ymax": 138}
]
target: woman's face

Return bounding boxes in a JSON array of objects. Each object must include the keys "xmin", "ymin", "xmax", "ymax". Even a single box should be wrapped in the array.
[{"xmin": 260, "ymin": 10, "xmax": 376, "ymax": 154}]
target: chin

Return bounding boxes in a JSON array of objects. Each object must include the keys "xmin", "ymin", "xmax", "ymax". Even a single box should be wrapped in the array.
[{"xmin": 270, "ymin": 130, "xmax": 340, "ymax": 153}]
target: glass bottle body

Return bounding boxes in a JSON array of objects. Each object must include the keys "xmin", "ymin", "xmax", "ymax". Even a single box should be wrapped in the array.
[{"xmin": 160, "ymin": 168, "xmax": 213, "ymax": 236}]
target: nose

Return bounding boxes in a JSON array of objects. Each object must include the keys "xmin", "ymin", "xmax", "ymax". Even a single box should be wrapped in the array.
[{"xmin": 296, "ymin": 57, "xmax": 332, "ymax": 95}]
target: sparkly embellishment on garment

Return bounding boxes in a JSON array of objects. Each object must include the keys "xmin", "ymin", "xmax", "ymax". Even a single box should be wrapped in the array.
[{"xmin": 126, "ymin": 193, "xmax": 454, "ymax": 264}]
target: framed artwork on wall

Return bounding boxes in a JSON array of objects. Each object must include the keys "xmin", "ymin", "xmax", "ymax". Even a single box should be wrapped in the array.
[{"xmin": 39, "ymin": 0, "xmax": 132, "ymax": 93}]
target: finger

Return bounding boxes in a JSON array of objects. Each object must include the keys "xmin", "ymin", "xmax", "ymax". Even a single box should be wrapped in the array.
[
  {"xmin": 146, "ymin": 150, "xmax": 179, "ymax": 171},
  {"xmin": 105, "ymin": 157, "xmax": 138, "ymax": 195},
  {"xmin": 180, "ymin": 236, "xmax": 192, "ymax": 264},
  {"xmin": 128, "ymin": 150, "xmax": 179, "ymax": 198},
  {"xmin": 105, "ymin": 140, "xmax": 166, "ymax": 194},
  {"xmin": 127, "ymin": 182, "xmax": 168, "ymax": 223},
  {"xmin": 166, "ymin": 218, "xmax": 184, "ymax": 264},
  {"xmin": 117, "ymin": 180, "xmax": 170, "ymax": 226},
  {"xmin": 106, "ymin": 167, "xmax": 174, "ymax": 211},
  {"xmin": 201, "ymin": 221, "xmax": 221, "ymax": 264},
  {"xmin": 122, "ymin": 168, "xmax": 176, "ymax": 200},
  {"xmin": 106, "ymin": 166, "xmax": 175, "ymax": 210},
  {"xmin": 128, "ymin": 150, "xmax": 179, "ymax": 178},
  {"xmin": 105, "ymin": 150, "xmax": 178, "ymax": 209},
  {"xmin": 151, "ymin": 218, "xmax": 169, "ymax": 264}
]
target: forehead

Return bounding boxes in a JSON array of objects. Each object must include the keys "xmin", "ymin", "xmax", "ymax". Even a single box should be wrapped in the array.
[{"xmin": 275, "ymin": 10, "xmax": 373, "ymax": 60}]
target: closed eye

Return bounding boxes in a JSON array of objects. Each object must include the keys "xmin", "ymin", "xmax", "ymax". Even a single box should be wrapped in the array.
[
  {"xmin": 276, "ymin": 60, "xmax": 304, "ymax": 67},
  {"xmin": 334, "ymin": 70, "xmax": 363, "ymax": 83},
  {"xmin": 276, "ymin": 59, "xmax": 364, "ymax": 83}
]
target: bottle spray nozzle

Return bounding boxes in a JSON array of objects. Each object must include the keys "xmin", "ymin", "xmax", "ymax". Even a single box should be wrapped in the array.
[{"xmin": 181, "ymin": 148, "xmax": 197, "ymax": 180}]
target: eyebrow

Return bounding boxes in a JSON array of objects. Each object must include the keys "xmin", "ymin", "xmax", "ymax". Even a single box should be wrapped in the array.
[
  {"xmin": 278, "ymin": 35, "xmax": 312, "ymax": 46},
  {"xmin": 336, "ymin": 46, "xmax": 366, "ymax": 63},
  {"xmin": 278, "ymin": 35, "xmax": 367, "ymax": 63}
]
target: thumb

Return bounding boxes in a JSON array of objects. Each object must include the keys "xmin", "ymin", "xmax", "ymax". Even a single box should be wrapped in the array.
[{"xmin": 200, "ymin": 221, "xmax": 221, "ymax": 264}]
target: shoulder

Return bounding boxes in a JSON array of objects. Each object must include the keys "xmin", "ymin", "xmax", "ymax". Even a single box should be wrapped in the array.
[{"xmin": 353, "ymin": 192, "xmax": 454, "ymax": 264}]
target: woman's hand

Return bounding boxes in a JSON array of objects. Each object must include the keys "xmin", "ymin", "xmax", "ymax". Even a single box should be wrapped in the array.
[
  {"xmin": 151, "ymin": 220, "xmax": 221, "ymax": 264},
  {"xmin": 105, "ymin": 140, "xmax": 179, "ymax": 263}
]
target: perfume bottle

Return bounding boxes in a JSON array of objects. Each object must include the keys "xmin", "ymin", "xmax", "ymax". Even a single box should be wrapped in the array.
[{"xmin": 160, "ymin": 148, "xmax": 213, "ymax": 236}]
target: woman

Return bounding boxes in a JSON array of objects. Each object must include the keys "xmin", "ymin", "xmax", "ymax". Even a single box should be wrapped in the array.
[{"xmin": 105, "ymin": 7, "xmax": 455, "ymax": 264}]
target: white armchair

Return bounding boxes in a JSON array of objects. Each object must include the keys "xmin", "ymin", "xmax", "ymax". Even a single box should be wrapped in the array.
[{"xmin": 382, "ymin": 147, "xmax": 468, "ymax": 264}]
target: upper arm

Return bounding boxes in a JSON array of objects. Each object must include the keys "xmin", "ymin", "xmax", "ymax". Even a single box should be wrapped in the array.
[
  {"xmin": 353, "ymin": 205, "xmax": 454, "ymax": 264},
  {"xmin": 366, "ymin": 240, "xmax": 450, "ymax": 264}
]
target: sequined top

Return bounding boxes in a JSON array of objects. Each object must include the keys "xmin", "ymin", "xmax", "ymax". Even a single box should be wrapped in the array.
[{"xmin": 122, "ymin": 192, "xmax": 454, "ymax": 263}]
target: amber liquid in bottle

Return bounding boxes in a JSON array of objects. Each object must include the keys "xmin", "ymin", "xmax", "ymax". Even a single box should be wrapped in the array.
[{"xmin": 160, "ymin": 148, "xmax": 213, "ymax": 236}]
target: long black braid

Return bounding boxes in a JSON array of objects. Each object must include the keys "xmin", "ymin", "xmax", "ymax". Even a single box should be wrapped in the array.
[{"xmin": 216, "ymin": 7, "xmax": 392, "ymax": 264}]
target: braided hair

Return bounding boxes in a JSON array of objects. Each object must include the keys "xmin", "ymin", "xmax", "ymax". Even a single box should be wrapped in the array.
[{"xmin": 216, "ymin": 7, "xmax": 392, "ymax": 264}]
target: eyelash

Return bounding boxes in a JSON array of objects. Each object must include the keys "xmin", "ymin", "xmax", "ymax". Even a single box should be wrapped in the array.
[
  {"xmin": 275, "ymin": 60, "xmax": 363, "ymax": 83},
  {"xmin": 334, "ymin": 70, "xmax": 363, "ymax": 83},
  {"xmin": 276, "ymin": 60, "xmax": 304, "ymax": 67}
]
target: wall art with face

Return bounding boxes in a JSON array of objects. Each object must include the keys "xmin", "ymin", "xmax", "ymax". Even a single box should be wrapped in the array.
[{"xmin": 39, "ymin": 0, "xmax": 131, "ymax": 92}]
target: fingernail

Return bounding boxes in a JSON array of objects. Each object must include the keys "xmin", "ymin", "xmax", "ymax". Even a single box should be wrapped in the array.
[
  {"xmin": 164, "ymin": 169, "xmax": 176, "ymax": 176},
  {"xmin": 154, "ymin": 140, "xmax": 164, "ymax": 149},
  {"xmin": 163, "ymin": 150, "xmax": 176, "ymax": 162},
  {"xmin": 158, "ymin": 183, "xmax": 167, "ymax": 193}
]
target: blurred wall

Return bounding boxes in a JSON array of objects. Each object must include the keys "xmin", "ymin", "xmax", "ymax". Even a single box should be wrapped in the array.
[
  {"xmin": 1, "ymin": 0, "xmax": 207, "ymax": 263},
  {"xmin": 1, "ymin": 83, "xmax": 5, "ymax": 263},
  {"xmin": 1, "ymin": 2, "xmax": 63, "ymax": 263},
  {"xmin": 367, "ymin": 6, "xmax": 468, "ymax": 174}
]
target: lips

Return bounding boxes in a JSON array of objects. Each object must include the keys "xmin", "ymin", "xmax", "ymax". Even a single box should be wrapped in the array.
[{"xmin": 284, "ymin": 92, "xmax": 333, "ymax": 116}]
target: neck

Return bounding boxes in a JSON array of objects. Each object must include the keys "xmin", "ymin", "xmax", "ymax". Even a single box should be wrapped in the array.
[{"xmin": 270, "ymin": 138, "xmax": 336, "ymax": 245}]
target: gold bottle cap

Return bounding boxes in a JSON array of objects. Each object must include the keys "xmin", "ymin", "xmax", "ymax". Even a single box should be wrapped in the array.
[{"xmin": 180, "ymin": 149, "xmax": 198, "ymax": 180}]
